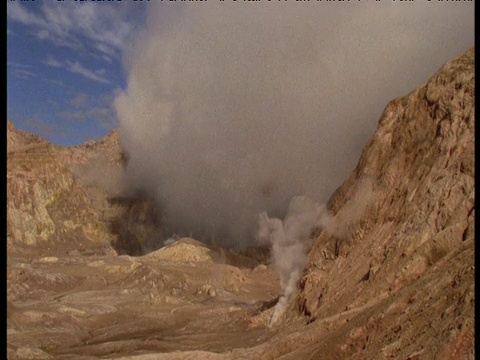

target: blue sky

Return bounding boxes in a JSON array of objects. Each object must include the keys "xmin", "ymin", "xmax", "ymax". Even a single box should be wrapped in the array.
[
  {"xmin": 7, "ymin": 0, "xmax": 148, "ymax": 146},
  {"xmin": 7, "ymin": 1, "xmax": 475, "ymax": 147}
]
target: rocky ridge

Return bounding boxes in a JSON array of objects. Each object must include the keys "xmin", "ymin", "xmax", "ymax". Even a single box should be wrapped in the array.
[{"xmin": 6, "ymin": 122, "xmax": 161, "ymax": 257}]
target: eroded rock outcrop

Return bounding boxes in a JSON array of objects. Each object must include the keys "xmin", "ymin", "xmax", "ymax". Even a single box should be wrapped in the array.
[{"xmin": 6, "ymin": 122, "xmax": 160, "ymax": 257}]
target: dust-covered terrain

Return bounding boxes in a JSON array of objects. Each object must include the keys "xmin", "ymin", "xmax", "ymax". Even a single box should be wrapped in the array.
[{"xmin": 7, "ymin": 49, "xmax": 474, "ymax": 359}]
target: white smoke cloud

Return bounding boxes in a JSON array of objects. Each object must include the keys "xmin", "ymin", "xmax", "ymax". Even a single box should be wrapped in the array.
[
  {"xmin": 114, "ymin": 2, "xmax": 473, "ymax": 248},
  {"xmin": 258, "ymin": 196, "xmax": 332, "ymax": 326},
  {"xmin": 258, "ymin": 178, "xmax": 381, "ymax": 326}
]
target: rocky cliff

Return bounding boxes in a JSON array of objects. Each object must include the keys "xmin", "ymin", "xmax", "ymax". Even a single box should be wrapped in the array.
[
  {"xmin": 282, "ymin": 47, "xmax": 475, "ymax": 359},
  {"xmin": 7, "ymin": 122, "xmax": 161, "ymax": 257}
]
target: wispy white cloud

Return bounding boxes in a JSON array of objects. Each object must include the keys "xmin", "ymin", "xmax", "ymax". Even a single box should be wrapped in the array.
[
  {"xmin": 95, "ymin": 42, "xmax": 116, "ymax": 58},
  {"xmin": 8, "ymin": 2, "xmax": 80, "ymax": 51},
  {"xmin": 57, "ymin": 106, "xmax": 116, "ymax": 128},
  {"xmin": 58, "ymin": 92, "xmax": 117, "ymax": 131},
  {"xmin": 7, "ymin": 1, "xmax": 139, "ymax": 60},
  {"xmin": 7, "ymin": 61, "xmax": 33, "ymax": 69},
  {"xmin": 46, "ymin": 55, "xmax": 62, "ymax": 68},
  {"xmin": 45, "ymin": 54, "xmax": 111, "ymax": 84},
  {"xmin": 102, "ymin": 54, "xmax": 113, "ymax": 64},
  {"xmin": 36, "ymin": 29, "xmax": 49, "ymax": 40},
  {"xmin": 66, "ymin": 60, "xmax": 111, "ymax": 84},
  {"xmin": 8, "ymin": 62, "xmax": 36, "ymax": 79},
  {"xmin": 7, "ymin": 2, "xmax": 46, "ymax": 27},
  {"xmin": 50, "ymin": 79, "xmax": 66, "ymax": 88},
  {"xmin": 13, "ymin": 69, "xmax": 36, "ymax": 80}
]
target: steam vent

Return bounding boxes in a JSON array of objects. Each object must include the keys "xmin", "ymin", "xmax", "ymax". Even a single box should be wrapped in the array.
[{"xmin": 7, "ymin": 48, "xmax": 474, "ymax": 359}]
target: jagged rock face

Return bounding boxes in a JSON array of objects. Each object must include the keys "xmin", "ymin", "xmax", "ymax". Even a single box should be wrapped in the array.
[
  {"xmin": 290, "ymin": 48, "xmax": 474, "ymax": 359},
  {"xmin": 7, "ymin": 139, "xmax": 107, "ymax": 253},
  {"xmin": 6, "ymin": 123, "xmax": 160, "ymax": 257}
]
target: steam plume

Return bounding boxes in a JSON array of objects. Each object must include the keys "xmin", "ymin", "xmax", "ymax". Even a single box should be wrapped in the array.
[
  {"xmin": 114, "ymin": 2, "xmax": 473, "ymax": 248},
  {"xmin": 258, "ymin": 178, "xmax": 379, "ymax": 326},
  {"xmin": 258, "ymin": 196, "xmax": 332, "ymax": 326}
]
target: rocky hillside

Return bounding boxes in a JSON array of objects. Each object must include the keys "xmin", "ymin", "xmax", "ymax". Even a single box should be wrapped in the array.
[
  {"xmin": 6, "ymin": 47, "xmax": 474, "ymax": 359},
  {"xmin": 280, "ymin": 47, "xmax": 475, "ymax": 359},
  {"xmin": 7, "ymin": 122, "xmax": 161, "ymax": 257}
]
